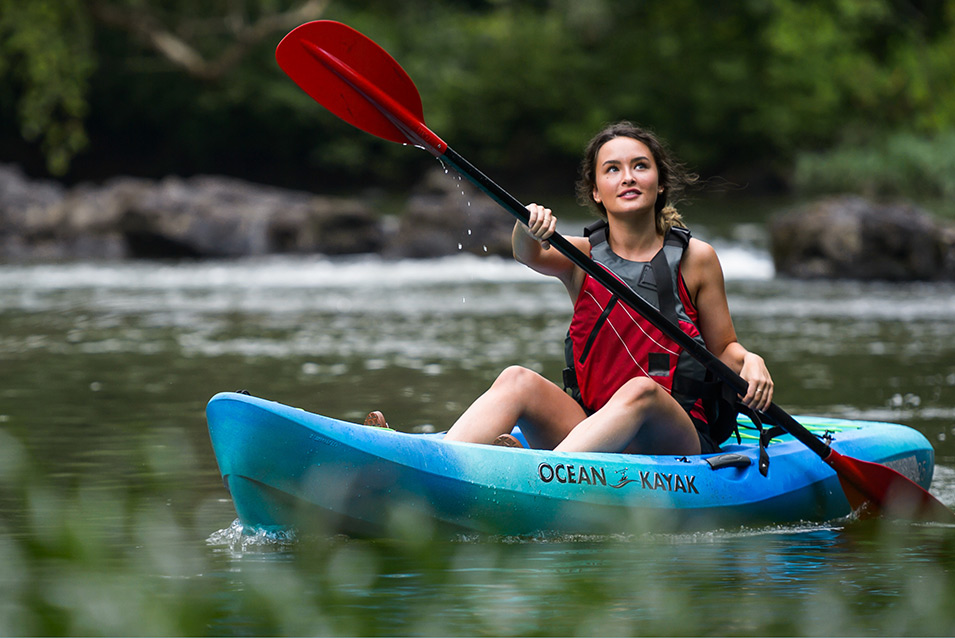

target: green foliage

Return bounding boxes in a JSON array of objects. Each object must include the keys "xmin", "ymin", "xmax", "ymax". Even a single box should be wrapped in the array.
[
  {"xmin": 2, "ymin": 0, "xmax": 955, "ymax": 191},
  {"xmin": 0, "ymin": 0, "xmax": 94, "ymax": 175},
  {"xmin": 755, "ymin": 0, "xmax": 955, "ymax": 144},
  {"xmin": 753, "ymin": 0, "xmax": 892, "ymax": 147},
  {"xmin": 794, "ymin": 130, "xmax": 955, "ymax": 204}
]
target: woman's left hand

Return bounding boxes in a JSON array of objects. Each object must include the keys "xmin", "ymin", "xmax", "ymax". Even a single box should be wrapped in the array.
[{"xmin": 739, "ymin": 352, "xmax": 774, "ymax": 413}]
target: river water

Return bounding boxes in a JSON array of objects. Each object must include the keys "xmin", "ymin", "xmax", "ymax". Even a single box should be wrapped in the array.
[{"xmin": 2, "ymin": 217, "xmax": 955, "ymax": 635}]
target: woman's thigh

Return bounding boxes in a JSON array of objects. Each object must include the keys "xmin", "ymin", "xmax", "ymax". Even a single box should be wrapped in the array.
[
  {"xmin": 619, "ymin": 381, "xmax": 701, "ymax": 455},
  {"xmin": 505, "ymin": 368, "xmax": 588, "ymax": 449},
  {"xmin": 557, "ymin": 378, "xmax": 700, "ymax": 455}
]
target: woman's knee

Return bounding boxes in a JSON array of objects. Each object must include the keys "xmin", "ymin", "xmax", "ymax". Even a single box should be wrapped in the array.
[
  {"xmin": 492, "ymin": 365, "xmax": 544, "ymax": 392},
  {"xmin": 612, "ymin": 377, "xmax": 664, "ymax": 409}
]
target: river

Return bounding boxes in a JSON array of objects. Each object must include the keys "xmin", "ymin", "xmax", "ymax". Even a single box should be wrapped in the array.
[{"xmin": 2, "ymin": 219, "xmax": 955, "ymax": 635}]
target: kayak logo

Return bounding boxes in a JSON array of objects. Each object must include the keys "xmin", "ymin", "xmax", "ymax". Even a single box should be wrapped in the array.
[
  {"xmin": 611, "ymin": 470, "xmax": 699, "ymax": 494},
  {"xmin": 537, "ymin": 462, "xmax": 607, "ymax": 486},
  {"xmin": 536, "ymin": 463, "xmax": 699, "ymax": 494}
]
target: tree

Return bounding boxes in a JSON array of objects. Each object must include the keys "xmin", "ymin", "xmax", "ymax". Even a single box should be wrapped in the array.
[
  {"xmin": 3, "ymin": 0, "xmax": 954, "ymax": 193},
  {"xmin": 0, "ymin": 0, "xmax": 94, "ymax": 175},
  {"xmin": 0, "ymin": 0, "xmax": 328, "ymax": 175},
  {"xmin": 87, "ymin": 0, "xmax": 330, "ymax": 81}
]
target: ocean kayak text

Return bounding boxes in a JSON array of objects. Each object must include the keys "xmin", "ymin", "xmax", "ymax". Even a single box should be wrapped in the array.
[{"xmin": 537, "ymin": 463, "xmax": 699, "ymax": 494}]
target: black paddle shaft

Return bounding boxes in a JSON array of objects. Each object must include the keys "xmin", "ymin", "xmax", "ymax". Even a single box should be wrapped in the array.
[{"xmin": 441, "ymin": 147, "xmax": 833, "ymax": 460}]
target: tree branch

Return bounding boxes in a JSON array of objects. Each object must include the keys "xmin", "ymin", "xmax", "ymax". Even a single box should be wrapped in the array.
[{"xmin": 89, "ymin": 0, "xmax": 330, "ymax": 81}]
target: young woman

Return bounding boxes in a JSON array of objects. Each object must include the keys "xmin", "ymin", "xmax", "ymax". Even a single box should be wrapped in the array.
[{"xmin": 434, "ymin": 121, "xmax": 774, "ymax": 456}]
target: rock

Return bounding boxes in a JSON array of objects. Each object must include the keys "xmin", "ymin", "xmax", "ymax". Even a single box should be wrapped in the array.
[
  {"xmin": 122, "ymin": 175, "xmax": 310, "ymax": 258},
  {"xmin": 0, "ymin": 170, "xmax": 385, "ymax": 261},
  {"xmin": 301, "ymin": 197, "xmax": 385, "ymax": 256},
  {"xmin": 770, "ymin": 196, "xmax": 955, "ymax": 281},
  {"xmin": 0, "ymin": 163, "xmax": 526, "ymax": 262},
  {"xmin": 0, "ymin": 164, "xmax": 65, "ymax": 221},
  {"xmin": 0, "ymin": 164, "xmax": 67, "ymax": 261},
  {"xmin": 51, "ymin": 177, "xmax": 153, "ymax": 259},
  {"xmin": 385, "ymin": 167, "xmax": 515, "ymax": 258}
]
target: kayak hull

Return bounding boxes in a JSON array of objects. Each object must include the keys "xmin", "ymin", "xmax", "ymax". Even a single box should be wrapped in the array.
[{"xmin": 206, "ymin": 392, "xmax": 936, "ymax": 535}]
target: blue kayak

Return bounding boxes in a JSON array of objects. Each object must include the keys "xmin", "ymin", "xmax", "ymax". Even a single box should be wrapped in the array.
[{"xmin": 206, "ymin": 391, "xmax": 936, "ymax": 535}]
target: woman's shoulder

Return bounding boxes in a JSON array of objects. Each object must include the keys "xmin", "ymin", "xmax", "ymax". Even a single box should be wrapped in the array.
[
  {"xmin": 683, "ymin": 236, "xmax": 719, "ymax": 264},
  {"xmin": 681, "ymin": 236, "xmax": 724, "ymax": 291}
]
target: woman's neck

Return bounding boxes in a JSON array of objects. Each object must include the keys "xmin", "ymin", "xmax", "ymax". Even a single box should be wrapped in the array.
[{"xmin": 606, "ymin": 214, "xmax": 663, "ymax": 261}]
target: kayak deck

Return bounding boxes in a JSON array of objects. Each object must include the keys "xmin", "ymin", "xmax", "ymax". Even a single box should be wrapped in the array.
[{"xmin": 206, "ymin": 392, "xmax": 935, "ymax": 536}]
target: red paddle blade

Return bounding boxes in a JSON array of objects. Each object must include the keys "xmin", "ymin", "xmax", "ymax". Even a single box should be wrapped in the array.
[
  {"xmin": 276, "ymin": 21, "xmax": 446, "ymax": 153},
  {"xmin": 826, "ymin": 449, "xmax": 955, "ymax": 523}
]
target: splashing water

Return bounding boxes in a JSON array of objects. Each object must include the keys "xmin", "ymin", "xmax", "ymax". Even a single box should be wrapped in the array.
[{"xmin": 207, "ymin": 519, "xmax": 297, "ymax": 554}]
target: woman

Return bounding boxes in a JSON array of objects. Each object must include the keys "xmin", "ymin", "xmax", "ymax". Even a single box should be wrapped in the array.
[{"xmin": 373, "ymin": 122, "xmax": 774, "ymax": 455}]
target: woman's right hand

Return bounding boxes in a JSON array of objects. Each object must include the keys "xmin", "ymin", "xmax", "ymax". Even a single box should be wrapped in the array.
[
  {"xmin": 525, "ymin": 203, "xmax": 557, "ymax": 249},
  {"xmin": 513, "ymin": 203, "xmax": 585, "ymax": 292}
]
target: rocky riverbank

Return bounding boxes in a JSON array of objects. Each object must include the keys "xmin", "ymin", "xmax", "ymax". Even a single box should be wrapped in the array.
[
  {"xmin": 770, "ymin": 196, "xmax": 955, "ymax": 281},
  {"xmin": 0, "ymin": 164, "xmax": 514, "ymax": 262},
  {"xmin": 3, "ymin": 163, "xmax": 954, "ymax": 281}
]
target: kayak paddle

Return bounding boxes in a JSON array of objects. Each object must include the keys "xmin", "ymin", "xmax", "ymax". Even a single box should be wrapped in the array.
[{"xmin": 275, "ymin": 20, "xmax": 955, "ymax": 524}]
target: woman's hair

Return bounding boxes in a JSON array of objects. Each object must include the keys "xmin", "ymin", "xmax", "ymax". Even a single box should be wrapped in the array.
[{"xmin": 575, "ymin": 121, "xmax": 698, "ymax": 235}]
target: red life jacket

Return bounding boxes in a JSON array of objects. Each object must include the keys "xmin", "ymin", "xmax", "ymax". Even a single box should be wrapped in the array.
[{"xmin": 564, "ymin": 222, "xmax": 711, "ymax": 425}]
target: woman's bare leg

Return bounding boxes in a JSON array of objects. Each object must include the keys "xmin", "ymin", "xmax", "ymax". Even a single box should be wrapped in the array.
[
  {"xmin": 554, "ymin": 377, "xmax": 701, "ymax": 455},
  {"xmin": 443, "ymin": 366, "xmax": 586, "ymax": 449}
]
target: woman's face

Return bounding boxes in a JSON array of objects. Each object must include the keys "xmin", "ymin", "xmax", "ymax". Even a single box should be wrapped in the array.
[{"xmin": 591, "ymin": 136, "xmax": 661, "ymax": 218}]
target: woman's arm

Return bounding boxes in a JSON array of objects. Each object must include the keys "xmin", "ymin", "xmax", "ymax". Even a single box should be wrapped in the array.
[
  {"xmin": 682, "ymin": 238, "xmax": 774, "ymax": 412},
  {"xmin": 513, "ymin": 203, "xmax": 588, "ymax": 295}
]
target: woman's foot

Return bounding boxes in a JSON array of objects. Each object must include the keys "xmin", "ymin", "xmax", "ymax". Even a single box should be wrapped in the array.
[
  {"xmin": 363, "ymin": 411, "xmax": 391, "ymax": 429},
  {"xmin": 493, "ymin": 433, "xmax": 523, "ymax": 448}
]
